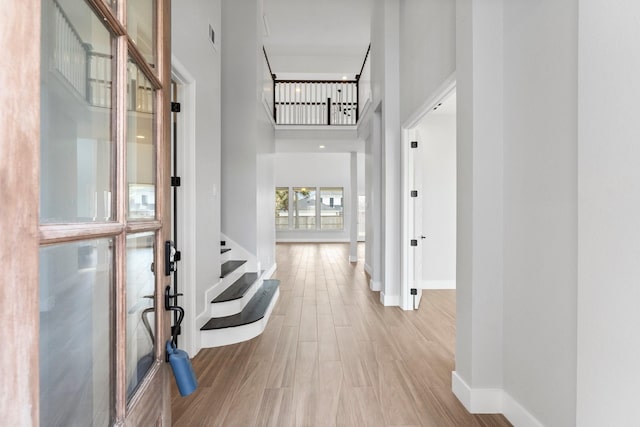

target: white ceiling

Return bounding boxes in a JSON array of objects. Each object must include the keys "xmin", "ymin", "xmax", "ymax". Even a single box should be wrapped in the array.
[{"xmin": 263, "ymin": 0, "xmax": 372, "ymax": 77}]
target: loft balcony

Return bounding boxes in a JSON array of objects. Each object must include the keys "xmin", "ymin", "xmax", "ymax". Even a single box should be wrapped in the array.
[{"xmin": 263, "ymin": 45, "xmax": 370, "ymax": 128}]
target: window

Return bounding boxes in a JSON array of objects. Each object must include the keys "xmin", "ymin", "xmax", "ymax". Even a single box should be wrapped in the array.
[
  {"xmin": 293, "ymin": 187, "xmax": 316, "ymax": 229},
  {"xmin": 320, "ymin": 187, "xmax": 343, "ymax": 229},
  {"xmin": 275, "ymin": 187, "xmax": 289, "ymax": 230},
  {"xmin": 276, "ymin": 187, "xmax": 345, "ymax": 231}
]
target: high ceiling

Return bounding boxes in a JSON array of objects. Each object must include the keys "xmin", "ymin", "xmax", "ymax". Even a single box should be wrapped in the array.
[{"xmin": 262, "ymin": 0, "xmax": 372, "ymax": 78}]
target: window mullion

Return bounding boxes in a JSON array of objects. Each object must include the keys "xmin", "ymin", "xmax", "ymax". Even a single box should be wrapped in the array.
[
  {"xmin": 114, "ymin": 21, "xmax": 129, "ymax": 421},
  {"xmin": 316, "ymin": 186, "xmax": 320, "ymax": 230}
]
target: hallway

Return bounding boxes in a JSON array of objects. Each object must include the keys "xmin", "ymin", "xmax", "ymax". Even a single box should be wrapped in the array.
[{"xmin": 171, "ymin": 243, "xmax": 511, "ymax": 426}]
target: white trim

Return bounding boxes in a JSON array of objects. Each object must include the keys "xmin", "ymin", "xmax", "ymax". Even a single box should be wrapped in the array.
[
  {"xmin": 380, "ymin": 292, "xmax": 399, "ymax": 306},
  {"xmin": 452, "ymin": 371, "xmax": 544, "ymax": 427},
  {"xmin": 262, "ymin": 262, "xmax": 277, "ymax": 279},
  {"xmin": 171, "ymin": 57, "xmax": 198, "ymax": 357},
  {"xmin": 369, "ymin": 279, "xmax": 382, "ymax": 292},
  {"xmin": 402, "ymin": 73, "xmax": 457, "ymax": 129},
  {"xmin": 196, "ymin": 279, "xmax": 222, "ymax": 330},
  {"xmin": 364, "ymin": 263, "xmax": 373, "ymax": 276},
  {"xmin": 200, "ymin": 288, "xmax": 280, "ymax": 348},
  {"xmin": 418, "ymin": 279, "xmax": 456, "ymax": 290},
  {"xmin": 452, "ymin": 371, "xmax": 502, "ymax": 413},
  {"xmin": 348, "ymin": 255, "xmax": 358, "ymax": 263},
  {"xmin": 503, "ymin": 392, "xmax": 545, "ymax": 427}
]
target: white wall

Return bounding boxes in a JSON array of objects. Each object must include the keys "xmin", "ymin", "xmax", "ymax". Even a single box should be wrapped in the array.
[
  {"xmin": 221, "ymin": 0, "xmax": 276, "ymax": 271},
  {"xmin": 415, "ymin": 112, "xmax": 456, "ymax": 286},
  {"xmin": 455, "ymin": 0, "xmax": 505, "ymax": 399},
  {"xmin": 502, "ymin": 2, "xmax": 578, "ymax": 426},
  {"xmin": 399, "ymin": 0, "xmax": 456, "ymax": 125},
  {"xmin": 371, "ymin": 0, "xmax": 402, "ymax": 305},
  {"xmin": 172, "ymin": 0, "xmax": 222, "ymax": 316},
  {"xmin": 577, "ymin": 1, "xmax": 640, "ymax": 425},
  {"xmin": 275, "ymin": 152, "xmax": 353, "ymax": 242}
]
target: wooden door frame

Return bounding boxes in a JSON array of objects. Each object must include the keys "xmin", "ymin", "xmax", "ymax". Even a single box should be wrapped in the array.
[{"xmin": 1, "ymin": 1, "xmax": 41, "ymax": 424}]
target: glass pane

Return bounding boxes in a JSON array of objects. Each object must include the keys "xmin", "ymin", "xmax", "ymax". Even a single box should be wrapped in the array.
[
  {"xmin": 40, "ymin": 239, "xmax": 114, "ymax": 426},
  {"xmin": 127, "ymin": 59, "xmax": 156, "ymax": 220},
  {"xmin": 293, "ymin": 187, "xmax": 316, "ymax": 229},
  {"xmin": 126, "ymin": 232, "xmax": 156, "ymax": 399},
  {"xmin": 320, "ymin": 187, "xmax": 344, "ymax": 230},
  {"xmin": 40, "ymin": 0, "xmax": 114, "ymax": 223},
  {"xmin": 127, "ymin": 0, "xmax": 156, "ymax": 66},
  {"xmin": 275, "ymin": 187, "xmax": 289, "ymax": 230}
]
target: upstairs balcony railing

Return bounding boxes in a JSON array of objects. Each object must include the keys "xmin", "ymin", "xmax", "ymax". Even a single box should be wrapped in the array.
[
  {"xmin": 52, "ymin": 0, "xmax": 153, "ymax": 113},
  {"xmin": 264, "ymin": 45, "xmax": 370, "ymax": 126}
]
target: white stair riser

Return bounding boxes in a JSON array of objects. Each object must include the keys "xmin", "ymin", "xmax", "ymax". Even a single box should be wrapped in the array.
[
  {"xmin": 200, "ymin": 288, "xmax": 279, "ymax": 348},
  {"xmin": 210, "ymin": 278, "xmax": 262, "ymax": 317}
]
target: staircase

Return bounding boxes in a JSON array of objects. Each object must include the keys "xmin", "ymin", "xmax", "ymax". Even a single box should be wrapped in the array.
[{"xmin": 199, "ymin": 243, "xmax": 280, "ymax": 348}]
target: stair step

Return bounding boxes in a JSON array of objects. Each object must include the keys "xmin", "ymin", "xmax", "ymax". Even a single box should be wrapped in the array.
[
  {"xmin": 220, "ymin": 260, "xmax": 246, "ymax": 278},
  {"xmin": 220, "ymin": 248, "xmax": 231, "ymax": 254},
  {"xmin": 212, "ymin": 272, "xmax": 258, "ymax": 303},
  {"xmin": 201, "ymin": 280, "xmax": 280, "ymax": 330}
]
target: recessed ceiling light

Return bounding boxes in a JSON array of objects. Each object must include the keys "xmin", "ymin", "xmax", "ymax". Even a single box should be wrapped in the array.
[{"xmin": 319, "ymin": 145, "xmax": 325, "ymax": 149}]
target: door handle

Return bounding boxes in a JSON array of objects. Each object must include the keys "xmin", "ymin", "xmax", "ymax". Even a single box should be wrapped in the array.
[{"xmin": 165, "ymin": 240, "xmax": 181, "ymax": 276}]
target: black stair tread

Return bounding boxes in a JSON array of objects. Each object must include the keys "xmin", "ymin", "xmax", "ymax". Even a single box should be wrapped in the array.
[
  {"xmin": 221, "ymin": 248, "xmax": 231, "ymax": 254},
  {"xmin": 220, "ymin": 260, "xmax": 246, "ymax": 278},
  {"xmin": 201, "ymin": 280, "xmax": 280, "ymax": 330},
  {"xmin": 212, "ymin": 272, "xmax": 259, "ymax": 303}
]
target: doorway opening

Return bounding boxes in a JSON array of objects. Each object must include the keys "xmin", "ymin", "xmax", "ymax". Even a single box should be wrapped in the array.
[{"xmin": 401, "ymin": 81, "xmax": 457, "ymax": 310}]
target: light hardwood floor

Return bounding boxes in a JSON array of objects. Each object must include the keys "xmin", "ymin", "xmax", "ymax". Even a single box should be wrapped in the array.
[{"xmin": 171, "ymin": 243, "xmax": 511, "ymax": 427}]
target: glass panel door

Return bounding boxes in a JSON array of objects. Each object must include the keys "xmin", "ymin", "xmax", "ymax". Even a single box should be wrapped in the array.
[
  {"xmin": 127, "ymin": 0, "xmax": 156, "ymax": 67},
  {"xmin": 40, "ymin": 239, "xmax": 114, "ymax": 426},
  {"xmin": 38, "ymin": 0, "xmax": 170, "ymax": 424},
  {"xmin": 40, "ymin": 0, "xmax": 114, "ymax": 224}
]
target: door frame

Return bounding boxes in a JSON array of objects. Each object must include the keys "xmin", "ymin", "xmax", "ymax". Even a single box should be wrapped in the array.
[
  {"xmin": 170, "ymin": 58, "xmax": 199, "ymax": 357},
  {"xmin": 400, "ymin": 74, "xmax": 456, "ymax": 311},
  {"xmin": 1, "ymin": 2, "xmax": 41, "ymax": 424}
]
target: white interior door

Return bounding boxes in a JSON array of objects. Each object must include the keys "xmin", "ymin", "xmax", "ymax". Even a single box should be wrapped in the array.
[{"xmin": 408, "ymin": 131, "xmax": 425, "ymax": 309}]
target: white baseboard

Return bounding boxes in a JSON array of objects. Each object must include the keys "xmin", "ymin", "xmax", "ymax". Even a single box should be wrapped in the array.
[
  {"xmin": 419, "ymin": 279, "xmax": 456, "ymax": 290},
  {"xmin": 503, "ymin": 392, "xmax": 545, "ymax": 427},
  {"xmin": 262, "ymin": 262, "xmax": 277, "ymax": 279},
  {"xmin": 451, "ymin": 371, "xmax": 544, "ymax": 427},
  {"xmin": 348, "ymin": 255, "xmax": 358, "ymax": 262},
  {"xmin": 369, "ymin": 279, "xmax": 382, "ymax": 292},
  {"xmin": 276, "ymin": 237, "xmax": 350, "ymax": 243},
  {"xmin": 364, "ymin": 263, "xmax": 372, "ymax": 276},
  {"xmin": 380, "ymin": 292, "xmax": 399, "ymax": 306}
]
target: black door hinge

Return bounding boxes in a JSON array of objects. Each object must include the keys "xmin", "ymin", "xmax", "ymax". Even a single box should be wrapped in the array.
[
  {"xmin": 171, "ymin": 102, "xmax": 181, "ymax": 113},
  {"xmin": 171, "ymin": 176, "xmax": 181, "ymax": 187},
  {"xmin": 410, "ymin": 141, "xmax": 418, "ymax": 148},
  {"xmin": 410, "ymin": 239, "xmax": 418, "ymax": 246},
  {"xmin": 411, "ymin": 190, "xmax": 418, "ymax": 197}
]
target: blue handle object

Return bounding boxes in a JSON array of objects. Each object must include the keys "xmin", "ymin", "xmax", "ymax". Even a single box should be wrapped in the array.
[{"xmin": 166, "ymin": 340, "xmax": 198, "ymax": 397}]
